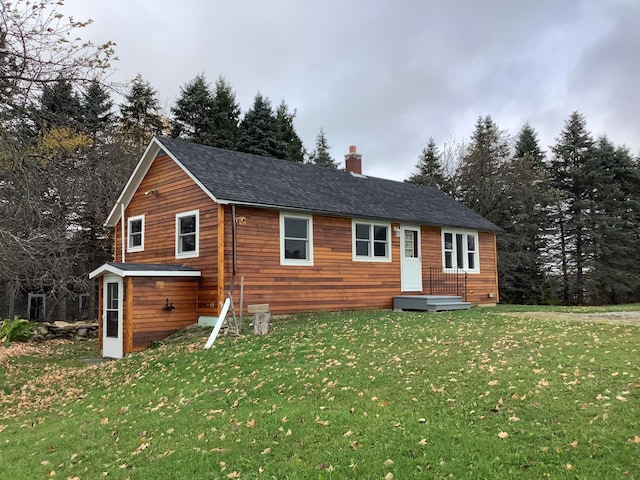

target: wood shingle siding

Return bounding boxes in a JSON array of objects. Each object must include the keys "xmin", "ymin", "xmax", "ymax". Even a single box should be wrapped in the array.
[
  {"xmin": 129, "ymin": 277, "xmax": 198, "ymax": 351},
  {"xmin": 114, "ymin": 155, "xmax": 219, "ymax": 317}
]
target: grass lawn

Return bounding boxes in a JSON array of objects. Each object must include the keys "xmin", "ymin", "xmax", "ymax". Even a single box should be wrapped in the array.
[{"xmin": 1, "ymin": 307, "xmax": 639, "ymax": 479}]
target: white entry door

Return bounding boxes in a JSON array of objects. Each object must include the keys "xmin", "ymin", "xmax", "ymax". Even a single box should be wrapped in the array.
[
  {"xmin": 103, "ymin": 274, "xmax": 123, "ymax": 359},
  {"xmin": 401, "ymin": 226, "xmax": 422, "ymax": 292}
]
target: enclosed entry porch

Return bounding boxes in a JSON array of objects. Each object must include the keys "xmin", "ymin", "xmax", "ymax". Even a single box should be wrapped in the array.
[{"xmin": 90, "ymin": 262, "xmax": 201, "ymax": 358}]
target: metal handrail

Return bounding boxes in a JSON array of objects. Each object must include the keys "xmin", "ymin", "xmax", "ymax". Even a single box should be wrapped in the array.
[{"xmin": 428, "ymin": 267, "xmax": 468, "ymax": 301}]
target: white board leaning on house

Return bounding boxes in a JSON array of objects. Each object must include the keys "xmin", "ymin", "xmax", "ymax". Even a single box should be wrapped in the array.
[{"xmin": 204, "ymin": 298, "xmax": 231, "ymax": 349}]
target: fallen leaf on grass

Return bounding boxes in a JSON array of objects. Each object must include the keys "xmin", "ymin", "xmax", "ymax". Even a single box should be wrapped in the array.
[
  {"xmin": 418, "ymin": 438, "xmax": 428, "ymax": 445},
  {"xmin": 498, "ymin": 431, "xmax": 509, "ymax": 439},
  {"xmin": 132, "ymin": 442, "xmax": 149, "ymax": 455},
  {"xmin": 628, "ymin": 436, "xmax": 640, "ymax": 444},
  {"xmin": 343, "ymin": 430, "xmax": 353, "ymax": 437},
  {"xmin": 384, "ymin": 459, "xmax": 394, "ymax": 467},
  {"xmin": 385, "ymin": 472, "xmax": 394, "ymax": 480},
  {"xmin": 315, "ymin": 416, "xmax": 329, "ymax": 426},
  {"xmin": 227, "ymin": 471, "xmax": 241, "ymax": 478},
  {"xmin": 350, "ymin": 441, "xmax": 361, "ymax": 450},
  {"xmin": 261, "ymin": 448, "xmax": 271, "ymax": 455},
  {"xmin": 616, "ymin": 395, "xmax": 628, "ymax": 403}
]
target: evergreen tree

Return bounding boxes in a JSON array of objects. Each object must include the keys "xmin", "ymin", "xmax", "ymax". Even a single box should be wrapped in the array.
[
  {"xmin": 498, "ymin": 123, "xmax": 552, "ymax": 304},
  {"xmin": 407, "ymin": 138, "xmax": 447, "ymax": 189},
  {"xmin": 454, "ymin": 115, "xmax": 510, "ymax": 223},
  {"xmin": 37, "ymin": 77, "xmax": 83, "ymax": 131},
  {"xmin": 275, "ymin": 100, "xmax": 305, "ymax": 162},
  {"xmin": 586, "ymin": 137, "xmax": 640, "ymax": 303},
  {"xmin": 119, "ymin": 74, "xmax": 164, "ymax": 145},
  {"xmin": 210, "ymin": 76, "xmax": 240, "ymax": 150},
  {"xmin": 237, "ymin": 93, "xmax": 280, "ymax": 158},
  {"xmin": 170, "ymin": 74, "xmax": 215, "ymax": 144},
  {"xmin": 307, "ymin": 128, "xmax": 338, "ymax": 168},
  {"xmin": 81, "ymin": 79, "xmax": 114, "ymax": 142},
  {"xmin": 549, "ymin": 111, "xmax": 594, "ymax": 304}
]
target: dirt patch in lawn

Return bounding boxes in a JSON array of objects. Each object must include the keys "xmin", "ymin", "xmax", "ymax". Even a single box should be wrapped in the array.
[{"xmin": 505, "ymin": 310, "xmax": 640, "ymax": 326}]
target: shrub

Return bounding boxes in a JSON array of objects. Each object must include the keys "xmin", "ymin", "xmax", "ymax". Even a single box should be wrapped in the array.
[{"xmin": 0, "ymin": 317, "xmax": 34, "ymax": 345}]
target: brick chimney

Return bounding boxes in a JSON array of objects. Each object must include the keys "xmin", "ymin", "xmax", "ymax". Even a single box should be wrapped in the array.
[{"xmin": 344, "ymin": 145, "xmax": 362, "ymax": 174}]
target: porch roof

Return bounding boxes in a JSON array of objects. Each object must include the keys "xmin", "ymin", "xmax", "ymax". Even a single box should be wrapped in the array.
[{"xmin": 89, "ymin": 262, "xmax": 201, "ymax": 279}]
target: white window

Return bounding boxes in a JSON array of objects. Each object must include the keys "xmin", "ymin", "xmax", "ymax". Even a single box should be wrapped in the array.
[
  {"xmin": 280, "ymin": 213, "xmax": 313, "ymax": 266},
  {"xmin": 442, "ymin": 230, "xmax": 479, "ymax": 273},
  {"xmin": 176, "ymin": 210, "xmax": 199, "ymax": 258},
  {"xmin": 352, "ymin": 220, "xmax": 391, "ymax": 262},
  {"xmin": 127, "ymin": 215, "xmax": 145, "ymax": 252}
]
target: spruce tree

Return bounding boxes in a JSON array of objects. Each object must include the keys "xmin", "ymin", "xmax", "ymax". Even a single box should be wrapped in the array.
[
  {"xmin": 210, "ymin": 76, "xmax": 240, "ymax": 150},
  {"xmin": 81, "ymin": 79, "xmax": 114, "ymax": 142},
  {"xmin": 170, "ymin": 74, "xmax": 215, "ymax": 144},
  {"xmin": 37, "ymin": 77, "xmax": 83, "ymax": 131},
  {"xmin": 307, "ymin": 128, "xmax": 338, "ymax": 168},
  {"xmin": 454, "ymin": 115, "xmax": 510, "ymax": 223},
  {"xmin": 586, "ymin": 137, "xmax": 640, "ymax": 303},
  {"xmin": 275, "ymin": 100, "xmax": 305, "ymax": 162},
  {"xmin": 119, "ymin": 74, "xmax": 164, "ymax": 145},
  {"xmin": 498, "ymin": 123, "xmax": 552, "ymax": 304},
  {"xmin": 237, "ymin": 93, "xmax": 280, "ymax": 158},
  {"xmin": 549, "ymin": 111, "xmax": 594, "ymax": 304},
  {"xmin": 407, "ymin": 138, "xmax": 447, "ymax": 189}
]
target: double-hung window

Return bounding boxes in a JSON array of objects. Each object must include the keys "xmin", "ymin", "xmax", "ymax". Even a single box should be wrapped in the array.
[
  {"xmin": 353, "ymin": 221, "xmax": 391, "ymax": 262},
  {"xmin": 176, "ymin": 210, "xmax": 199, "ymax": 258},
  {"xmin": 442, "ymin": 230, "xmax": 479, "ymax": 273},
  {"xmin": 280, "ymin": 213, "xmax": 313, "ymax": 265},
  {"xmin": 127, "ymin": 215, "xmax": 145, "ymax": 252}
]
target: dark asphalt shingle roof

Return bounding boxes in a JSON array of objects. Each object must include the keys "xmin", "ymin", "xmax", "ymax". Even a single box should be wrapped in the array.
[
  {"xmin": 156, "ymin": 137, "xmax": 500, "ymax": 232},
  {"xmin": 106, "ymin": 262, "xmax": 199, "ymax": 272}
]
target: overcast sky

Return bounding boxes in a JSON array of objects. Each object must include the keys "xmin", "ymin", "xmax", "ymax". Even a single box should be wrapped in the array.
[{"xmin": 64, "ymin": 0, "xmax": 639, "ymax": 181}]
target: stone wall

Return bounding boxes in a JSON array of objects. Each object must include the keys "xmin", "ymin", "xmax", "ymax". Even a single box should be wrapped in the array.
[{"xmin": 32, "ymin": 321, "xmax": 99, "ymax": 341}]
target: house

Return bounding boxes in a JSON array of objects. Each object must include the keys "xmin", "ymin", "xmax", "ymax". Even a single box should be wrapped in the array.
[{"xmin": 90, "ymin": 137, "xmax": 500, "ymax": 358}]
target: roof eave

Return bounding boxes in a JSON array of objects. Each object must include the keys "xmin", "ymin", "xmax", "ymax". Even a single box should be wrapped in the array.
[{"xmin": 89, "ymin": 263, "xmax": 202, "ymax": 279}]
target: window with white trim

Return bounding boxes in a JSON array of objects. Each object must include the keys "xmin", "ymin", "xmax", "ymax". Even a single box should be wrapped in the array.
[
  {"xmin": 127, "ymin": 215, "xmax": 145, "ymax": 252},
  {"xmin": 442, "ymin": 230, "xmax": 479, "ymax": 273},
  {"xmin": 176, "ymin": 210, "xmax": 199, "ymax": 258},
  {"xmin": 353, "ymin": 221, "xmax": 391, "ymax": 262},
  {"xmin": 280, "ymin": 213, "xmax": 313, "ymax": 265}
]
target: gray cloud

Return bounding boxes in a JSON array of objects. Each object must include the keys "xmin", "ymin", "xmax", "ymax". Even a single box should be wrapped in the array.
[{"xmin": 65, "ymin": 0, "xmax": 639, "ymax": 180}]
